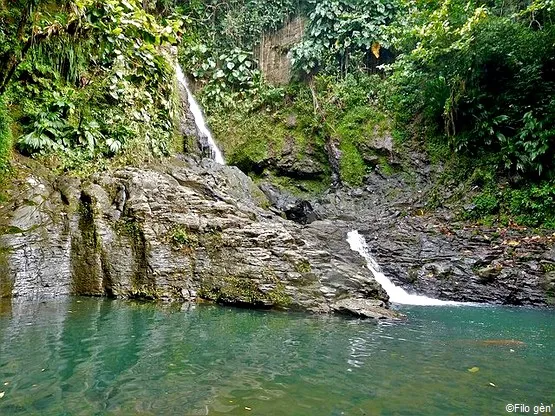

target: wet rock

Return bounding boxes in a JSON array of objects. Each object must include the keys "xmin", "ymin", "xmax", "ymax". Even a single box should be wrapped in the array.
[
  {"xmin": 370, "ymin": 133, "xmax": 394, "ymax": 154},
  {"xmin": 476, "ymin": 265, "xmax": 502, "ymax": 281},
  {"xmin": 332, "ymin": 298, "xmax": 401, "ymax": 321},
  {"xmin": 311, "ymin": 169, "xmax": 555, "ymax": 306},
  {"xmin": 0, "ymin": 157, "xmax": 393, "ymax": 319},
  {"xmin": 271, "ymin": 137, "xmax": 327, "ymax": 179}
]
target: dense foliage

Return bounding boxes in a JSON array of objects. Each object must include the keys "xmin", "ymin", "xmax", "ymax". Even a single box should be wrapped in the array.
[
  {"xmin": 0, "ymin": 97, "xmax": 11, "ymax": 175},
  {"xmin": 1, "ymin": 0, "xmax": 181, "ymax": 171},
  {"xmin": 388, "ymin": 0, "xmax": 555, "ymax": 178},
  {"xmin": 1, "ymin": 0, "xmax": 554, "ymax": 226},
  {"xmin": 290, "ymin": 0, "xmax": 399, "ymax": 76},
  {"xmin": 192, "ymin": 0, "xmax": 555, "ymax": 226}
]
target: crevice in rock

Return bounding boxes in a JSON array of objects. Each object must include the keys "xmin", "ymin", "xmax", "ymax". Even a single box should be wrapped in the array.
[
  {"xmin": 100, "ymin": 249, "xmax": 115, "ymax": 298},
  {"xmin": 70, "ymin": 191, "xmax": 103, "ymax": 296},
  {"xmin": 122, "ymin": 218, "xmax": 157, "ymax": 299}
]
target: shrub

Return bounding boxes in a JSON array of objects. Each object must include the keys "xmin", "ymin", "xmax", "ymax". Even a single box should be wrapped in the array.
[{"xmin": 388, "ymin": 0, "xmax": 555, "ymax": 178}]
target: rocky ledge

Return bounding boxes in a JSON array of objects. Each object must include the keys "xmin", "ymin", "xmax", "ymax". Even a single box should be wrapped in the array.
[
  {"xmin": 309, "ymin": 172, "xmax": 555, "ymax": 306},
  {"xmin": 0, "ymin": 157, "xmax": 398, "ymax": 321}
]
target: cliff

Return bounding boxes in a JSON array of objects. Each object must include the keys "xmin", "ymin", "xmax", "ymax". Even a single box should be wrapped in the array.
[{"xmin": 0, "ymin": 156, "xmax": 397, "ymax": 321}]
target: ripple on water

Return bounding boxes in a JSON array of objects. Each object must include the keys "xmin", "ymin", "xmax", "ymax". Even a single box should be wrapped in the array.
[{"xmin": 0, "ymin": 299, "xmax": 553, "ymax": 415}]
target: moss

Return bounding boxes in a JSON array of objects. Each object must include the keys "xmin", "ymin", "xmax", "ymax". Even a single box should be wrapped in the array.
[
  {"xmin": 407, "ymin": 267, "xmax": 419, "ymax": 283},
  {"xmin": 0, "ymin": 225, "xmax": 25, "ymax": 234},
  {"xmin": 168, "ymin": 226, "xmax": 199, "ymax": 251},
  {"xmin": 128, "ymin": 287, "xmax": 163, "ymax": 300},
  {"xmin": 265, "ymin": 174, "xmax": 330, "ymax": 198},
  {"xmin": 0, "ymin": 246, "xmax": 14, "ymax": 298},
  {"xmin": 114, "ymin": 215, "xmax": 158, "ymax": 297},
  {"xmin": 210, "ymin": 111, "xmax": 288, "ymax": 173},
  {"xmin": 199, "ymin": 276, "xmax": 267, "ymax": 306},
  {"xmin": 71, "ymin": 194, "xmax": 103, "ymax": 295},
  {"xmin": 339, "ymin": 139, "xmax": 366, "ymax": 186},
  {"xmin": 115, "ymin": 218, "xmax": 142, "ymax": 240},
  {"xmin": 267, "ymin": 282, "xmax": 291, "ymax": 307},
  {"xmin": 0, "ymin": 96, "xmax": 12, "ymax": 178},
  {"xmin": 200, "ymin": 230, "xmax": 223, "ymax": 254},
  {"xmin": 294, "ymin": 259, "xmax": 311, "ymax": 274},
  {"xmin": 199, "ymin": 275, "xmax": 291, "ymax": 308},
  {"xmin": 425, "ymin": 132, "xmax": 452, "ymax": 165},
  {"xmin": 377, "ymin": 156, "xmax": 396, "ymax": 176}
]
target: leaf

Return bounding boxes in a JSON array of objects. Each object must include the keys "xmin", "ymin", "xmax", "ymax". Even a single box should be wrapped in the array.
[
  {"xmin": 371, "ymin": 42, "xmax": 381, "ymax": 59},
  {"xmin": 468, "ymin": 366, "xmax": 480, "ymax": 373}
]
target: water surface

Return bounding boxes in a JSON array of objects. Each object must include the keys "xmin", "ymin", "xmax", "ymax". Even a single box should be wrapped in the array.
[{"xmin": 0, "ymin": 298, "xmax": 553, "ymax": 415}]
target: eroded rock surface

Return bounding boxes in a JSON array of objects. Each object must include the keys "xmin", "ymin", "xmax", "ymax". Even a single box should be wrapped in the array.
[
  {"xmin": 312, "ymin": 172, "xmax": 555, "ymax": 306},
  {"xmin": 0, "ymin": 157, "xmax": 394, "ymax": 321}
]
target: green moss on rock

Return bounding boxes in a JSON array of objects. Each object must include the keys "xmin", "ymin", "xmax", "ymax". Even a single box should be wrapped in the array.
[
  {"xmin": 71, "ymin": 195, "xmax": 104, "ymax": 295},
  {"xmin": 0, "ymin": 246, "xmax": 13, "ymax": 298},
  {"xmin": 199, "ymin": 275, "xmax": 291, "ymax": 308},
  {"xmin": 168, "ymin": 226, "xmax": 199, "ymax": 251},
  {"xmin": 294, "ymin": 259, "xmax": 312, "ymax": 274}
]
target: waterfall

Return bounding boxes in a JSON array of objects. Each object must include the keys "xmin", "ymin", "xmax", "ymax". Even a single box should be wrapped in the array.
[
  {"xmin": 176, "ymin": 64, "xmax": 225, "ymax": 165},
  {"xmin": 347, "ymin": 230, "xmax": 461, "ymax": 306}
]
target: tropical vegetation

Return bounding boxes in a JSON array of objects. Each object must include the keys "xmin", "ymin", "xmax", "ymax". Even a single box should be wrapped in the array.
[{"xmin": 0, "ymin": 0, "xmax": 554, "ymax": 226}]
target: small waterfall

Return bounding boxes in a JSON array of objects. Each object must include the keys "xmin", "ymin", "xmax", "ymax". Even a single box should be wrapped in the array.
[
  {"xmin": 347, "ymin": 230, "xmax": 461, "ymax": 306},
  {"xmin": 176, "ymin": 64, "xmax": 225, "ymax": 165}
]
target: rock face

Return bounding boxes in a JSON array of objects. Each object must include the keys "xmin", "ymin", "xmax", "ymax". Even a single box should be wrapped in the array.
[
  {"xmin": 0, "ymin": 157, "xmax": 394, "ymax": 321},
  {"xmin": 312, "ymin": 170, "xmax": 555, "ymax": 307},
  {"xmin": 1, "ymin": 137, "xmax": 553, "ymax": 312},
  {"xmin": 259, "ymin": 182, "xmax": 318, "ymax": 225}
]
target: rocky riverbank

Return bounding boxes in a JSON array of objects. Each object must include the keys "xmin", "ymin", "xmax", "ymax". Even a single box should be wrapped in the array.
[
  {"xmin": 0, "ymin": 156, "xmax": 399, "ymax": 321},
  {"xmin": 0, "ymin": 139, "xmax": 553, "ymax": 313},
  {"xmin": 275, "ymin": 166, "xmax": 555, "ymax": 307}
]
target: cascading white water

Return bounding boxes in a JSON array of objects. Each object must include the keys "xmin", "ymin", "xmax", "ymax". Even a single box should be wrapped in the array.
[
  {"xmin": 347, "ymin": 230, "xmax": 461, "ymax": 306},
  {"xmin": 176, "ymin": 64, "xmax": 225, "ymax": 165}
]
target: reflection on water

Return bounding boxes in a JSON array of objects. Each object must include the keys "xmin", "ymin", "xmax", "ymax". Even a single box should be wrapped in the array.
[{"xmin": 0, "ymin": 298, "xmax": 553, "ymax": 415}]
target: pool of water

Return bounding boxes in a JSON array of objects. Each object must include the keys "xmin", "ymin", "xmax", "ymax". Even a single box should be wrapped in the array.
[{"xmin": 0, "ymin": 298, "xmax": 553, "ymax": 415}]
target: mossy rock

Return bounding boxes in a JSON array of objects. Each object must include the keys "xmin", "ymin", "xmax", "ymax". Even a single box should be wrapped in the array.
[
  {"xmin": 294, "ymin": 259, "xmax": 311, "ymax": 274},
  {"xmin": 199, "ymin": 275, "xmax": 291, "ymax": 308},
  {"xmin": 0, "ymin": 246, "xmax": 13, "ymax": 298},
  {"xmin": 168, "ymin": 226, "xmax": 199, "ymax": 251}
]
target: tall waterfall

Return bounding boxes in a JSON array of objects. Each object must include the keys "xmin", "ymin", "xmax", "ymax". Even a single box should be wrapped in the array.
[
  {"xmin": 176, "ymin": 64, "xmax": 225, "ymax": 165},
  {"xmin": 347, "ymin": 230, "xmax": 461, "ymax": 306}
]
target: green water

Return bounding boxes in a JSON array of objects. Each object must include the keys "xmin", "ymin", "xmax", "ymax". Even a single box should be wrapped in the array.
[{"xmin": 0, "ymin": 299, "xmax": 553, "ymax": 415}]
